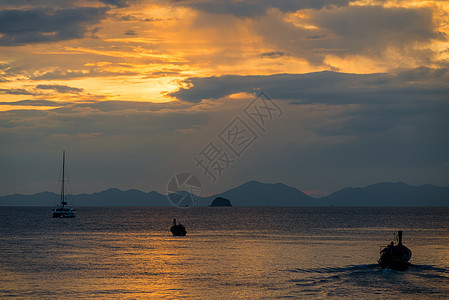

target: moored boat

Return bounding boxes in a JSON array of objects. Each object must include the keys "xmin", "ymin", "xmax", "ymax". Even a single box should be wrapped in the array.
[
  {"xmin": 52, "ymin": 151, "xmax": 76, "ymax": 218},
  {"xmin": 52, "ymin": 204, "xmax": 76, "ymax": 218}
]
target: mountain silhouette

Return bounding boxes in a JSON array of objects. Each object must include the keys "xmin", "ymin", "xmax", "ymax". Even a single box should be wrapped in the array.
[
  {"xmin": 203, "ymin": 181, "xmax": 321, "ymax": 206},
  {"xmin": 1, "ymin": 181, "xmax": 448, "ymax": 206},
  {"xmin": 322, "ymin": 182, "xmax": 449, "ymax": 206},
  {"xmin": 210, "ymin": 197, "xmax": 232, "ymax": 207},
  {"xmin": 0, "ymin": 189, "xmax": 168, "ymax": 206},
  {"xmin": 75, "ymin": 188, "xmax": 168, "ymax": 206}
]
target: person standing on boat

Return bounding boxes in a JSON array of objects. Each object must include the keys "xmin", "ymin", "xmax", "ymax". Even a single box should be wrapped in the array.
[{"xmin": 386, "ymin": 241, "xmax": 394, "ymax": 252}]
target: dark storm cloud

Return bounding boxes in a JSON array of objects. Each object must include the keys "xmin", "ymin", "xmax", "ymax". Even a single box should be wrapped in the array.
[
  {"xmin": 0, "ymin": 84, "xmax": 83, "ymax": 97},
  {"xmin": 0, "ymin": 100, "xmax": 64, "ymax": 107},
  {"xmin": 30, "ymin": 69, "xmax": 139, "ymax": 80},
  {"xmin": 313, "ymin": 5, "xmax": 443, "ymax": 53},
  {"xmin": 69, "ymin": 100, "xmax": 188, "ymax": 112},
  {"xmin": 179, "ymin": 0, "xmax": 351, "ymax": 17},
  {"xmin": 0, "ymin": 88, "xmax": 36, "ymax": 95},
  {"xmin": 0, "ymin": 101, "xmax": 203, "ymax": 137},
  {"xmin": 145, "ymin": 69, "xmax": 183, "ymax": 78},
  {"xmin": 169, "ymin": 68, "xmax": 449, "ymax": 145},
  {"xmin": 0, "ymin": 99, "xmax": 192, "ymax": 115},
  {"xmin": 396, "ymin": 66, "xmax": 449, "ymax": 82},
  {"xmin": 259, "ymin": 51, "xmax": 289, "ymax": 59},
  {"xmin": 1, "ymin": 72, "xmax": 448, "ymax": 195},
  {"xmin": 0, "ymin": 7, "xmax": 108, "ymax": 46},
  {"xmin": 170, "ymin": 68, "xmax": 449, "ymax": 104},
  {"xmin": 99, "ymin": 0, "xmax": 130, "ymax": 8},
  {"xmin": 250, "ymin": 5, "xmax": 444, "ymax": 65},
  {"xmin": 313, "ymin": 99, "xmax": 449, "ymax": 137},
  {"xmin": 36, "ymin": 84, "xmax": 84, "ymax": 94},
  {"xmin": 124, "ymin": 29, "xmax": 137, "ymax": 35}
]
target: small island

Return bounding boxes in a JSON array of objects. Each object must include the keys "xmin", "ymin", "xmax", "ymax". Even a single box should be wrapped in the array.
[{"xmin": 210, "ymin": 197, "xmax": 232, "ymax": 207}]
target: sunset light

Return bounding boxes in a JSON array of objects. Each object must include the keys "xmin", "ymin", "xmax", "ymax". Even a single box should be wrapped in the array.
[{"xmin": 1, "ymin": 1, "xmax": 449, "ymax": 299}]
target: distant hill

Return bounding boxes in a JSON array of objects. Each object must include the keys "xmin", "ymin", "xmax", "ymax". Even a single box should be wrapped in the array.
[
  {"xmin": 0, "ymin": 192, "xmax": 57, "ymax": 206},
  {"xmin": 322, "ymin": 182, "xmax": 449, "ymax": 206},
  {"xmin": 210, "ymin": 197, "xmax": 232, "ymax": 207},
  {"xmin": 75, "ymin": 188, "xmax": 168, "ymax": 206},
  {"xmin": 0, "ymin": 189, "xmax": 168, "ymax": 206},
  {"xmin": 203, "ymin": 181, "xmax": 323, "ymax": 206},
  {"xmin": 0, "ymin": 181, "xmax": 448, "ymax": 206}
]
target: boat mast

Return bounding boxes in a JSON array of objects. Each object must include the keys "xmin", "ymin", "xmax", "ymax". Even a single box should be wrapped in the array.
[{"xmin": 60, "ymin": 150, "xmax": 66, "ymax": 206}]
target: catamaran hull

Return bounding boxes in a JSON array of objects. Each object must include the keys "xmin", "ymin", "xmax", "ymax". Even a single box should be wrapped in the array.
[
  {"xmin": 52, "ymin": 213, "xmax": 76, "ymax": 218},
  {"xmin": 52, "ymin": 210, "xmax": 76, "ymax": 218}
]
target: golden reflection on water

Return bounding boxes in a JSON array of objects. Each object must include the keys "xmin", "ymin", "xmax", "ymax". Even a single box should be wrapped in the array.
[
  {"xmin": 3, "ymin": 229, "xmax": 449, "ymax": 298},
  {"xmin": 2, "ymin": 207, "xmax": 449, "ymax": 298},
  {"xmin": 9, "ymin": 231, "xmax": 300, "ymax": 298}
]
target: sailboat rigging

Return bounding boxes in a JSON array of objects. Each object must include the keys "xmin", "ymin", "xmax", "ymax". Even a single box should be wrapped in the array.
[{"xmin": 52, "ymin": 151, "xmax": 76, "ymax": 218}]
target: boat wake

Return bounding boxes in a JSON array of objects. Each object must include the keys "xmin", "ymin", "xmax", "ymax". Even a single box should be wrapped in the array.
[{"xmin": 284, "ymin": 264, "xmax": 449, "ymax": 297}]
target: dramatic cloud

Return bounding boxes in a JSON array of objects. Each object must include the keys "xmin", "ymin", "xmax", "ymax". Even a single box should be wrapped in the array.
[
  {"xmin": 251, "ymin": 5, "xmax": 445, "ymax": 66},
  {"xmin": 170, "ymin": 68, "xmax": 449, "ymax": 104},
  {"xmin": 2, "ymin": 85, "xmax": 447, "ymax": 194},
  {"xmin": 259, "ymin": 51, "xmax": 289, "ymax": 59},
  {"xmin": 36, "ymin": 84, "xmax": 84, "ymax": 94},
  {"xmin": 99, "ymin": 0, "xmax": 130, "ymax": 8},
  {"xmin": 0, "ymin": 88, "xmax": 36, "ymax": 95},
  {"xmin": 313, "ymin": 5, "xmax": 443, "ymax": 52},
  {"xmin": 1, "ymin": 0, "xmax": 448, "ymax": 195},
  {"xmin": 0, "ymin": 100, "xmax": 65, "ymax": 107},
  {"xmin": 180, "ymin": 0, "xmax": 352, "ymax": 17},
  {"xmin": 30, "ymin": 69, "xmax": 140, "ymax": 81},
  {"xmin": 124, "ymin": 29, "xmax": 137, "ymax": 35},
  {"xmin": 170, "ymin": 68, "xmax": 449, "ymax": 155},
  {"xmin": 0, "ymin": 7, "xmax": 108, "ymax": 46}
]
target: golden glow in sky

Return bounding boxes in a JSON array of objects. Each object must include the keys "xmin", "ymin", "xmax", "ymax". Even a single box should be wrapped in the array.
[{"xmin": 0, "ymin": 0, "xmax": 447, "ymax": 111}]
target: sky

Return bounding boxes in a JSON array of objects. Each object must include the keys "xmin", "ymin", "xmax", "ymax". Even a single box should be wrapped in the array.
[{"xmin": 1, "ymin": 0, "xmax": 448, "ymax": 197}]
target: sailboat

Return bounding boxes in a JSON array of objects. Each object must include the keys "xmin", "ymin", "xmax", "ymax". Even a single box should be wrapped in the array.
[{"xmin": 52, "ymin": 151, "xmax": 76, "ymax": 218}]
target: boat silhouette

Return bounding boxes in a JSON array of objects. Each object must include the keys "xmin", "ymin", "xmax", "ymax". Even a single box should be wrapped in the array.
[
  {"xmin": 170, "ymin": 219, "xmax": 187, "ymax": 236},
  {"xmin": 52, "ymin": 151, "xmax": 76, "ymax": 218},
  {"xmin": 378, "ymin": 231, "xmax": 411, "ymax": 270}
]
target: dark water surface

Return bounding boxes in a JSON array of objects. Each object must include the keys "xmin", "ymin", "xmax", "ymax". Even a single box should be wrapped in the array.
[{"xmin": 1, "ymin": 207, "xmax": 448, "ymax": 299}]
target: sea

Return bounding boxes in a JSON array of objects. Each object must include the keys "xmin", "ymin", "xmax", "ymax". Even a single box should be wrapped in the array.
[{"xmin": 1, "ymin": 206, "xmax": 448, "ymax": 299}]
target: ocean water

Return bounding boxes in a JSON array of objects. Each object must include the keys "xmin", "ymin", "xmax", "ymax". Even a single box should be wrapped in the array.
[{"xmin": 0, "ymin": 207, "xmax": 448, "ymax": 299}]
